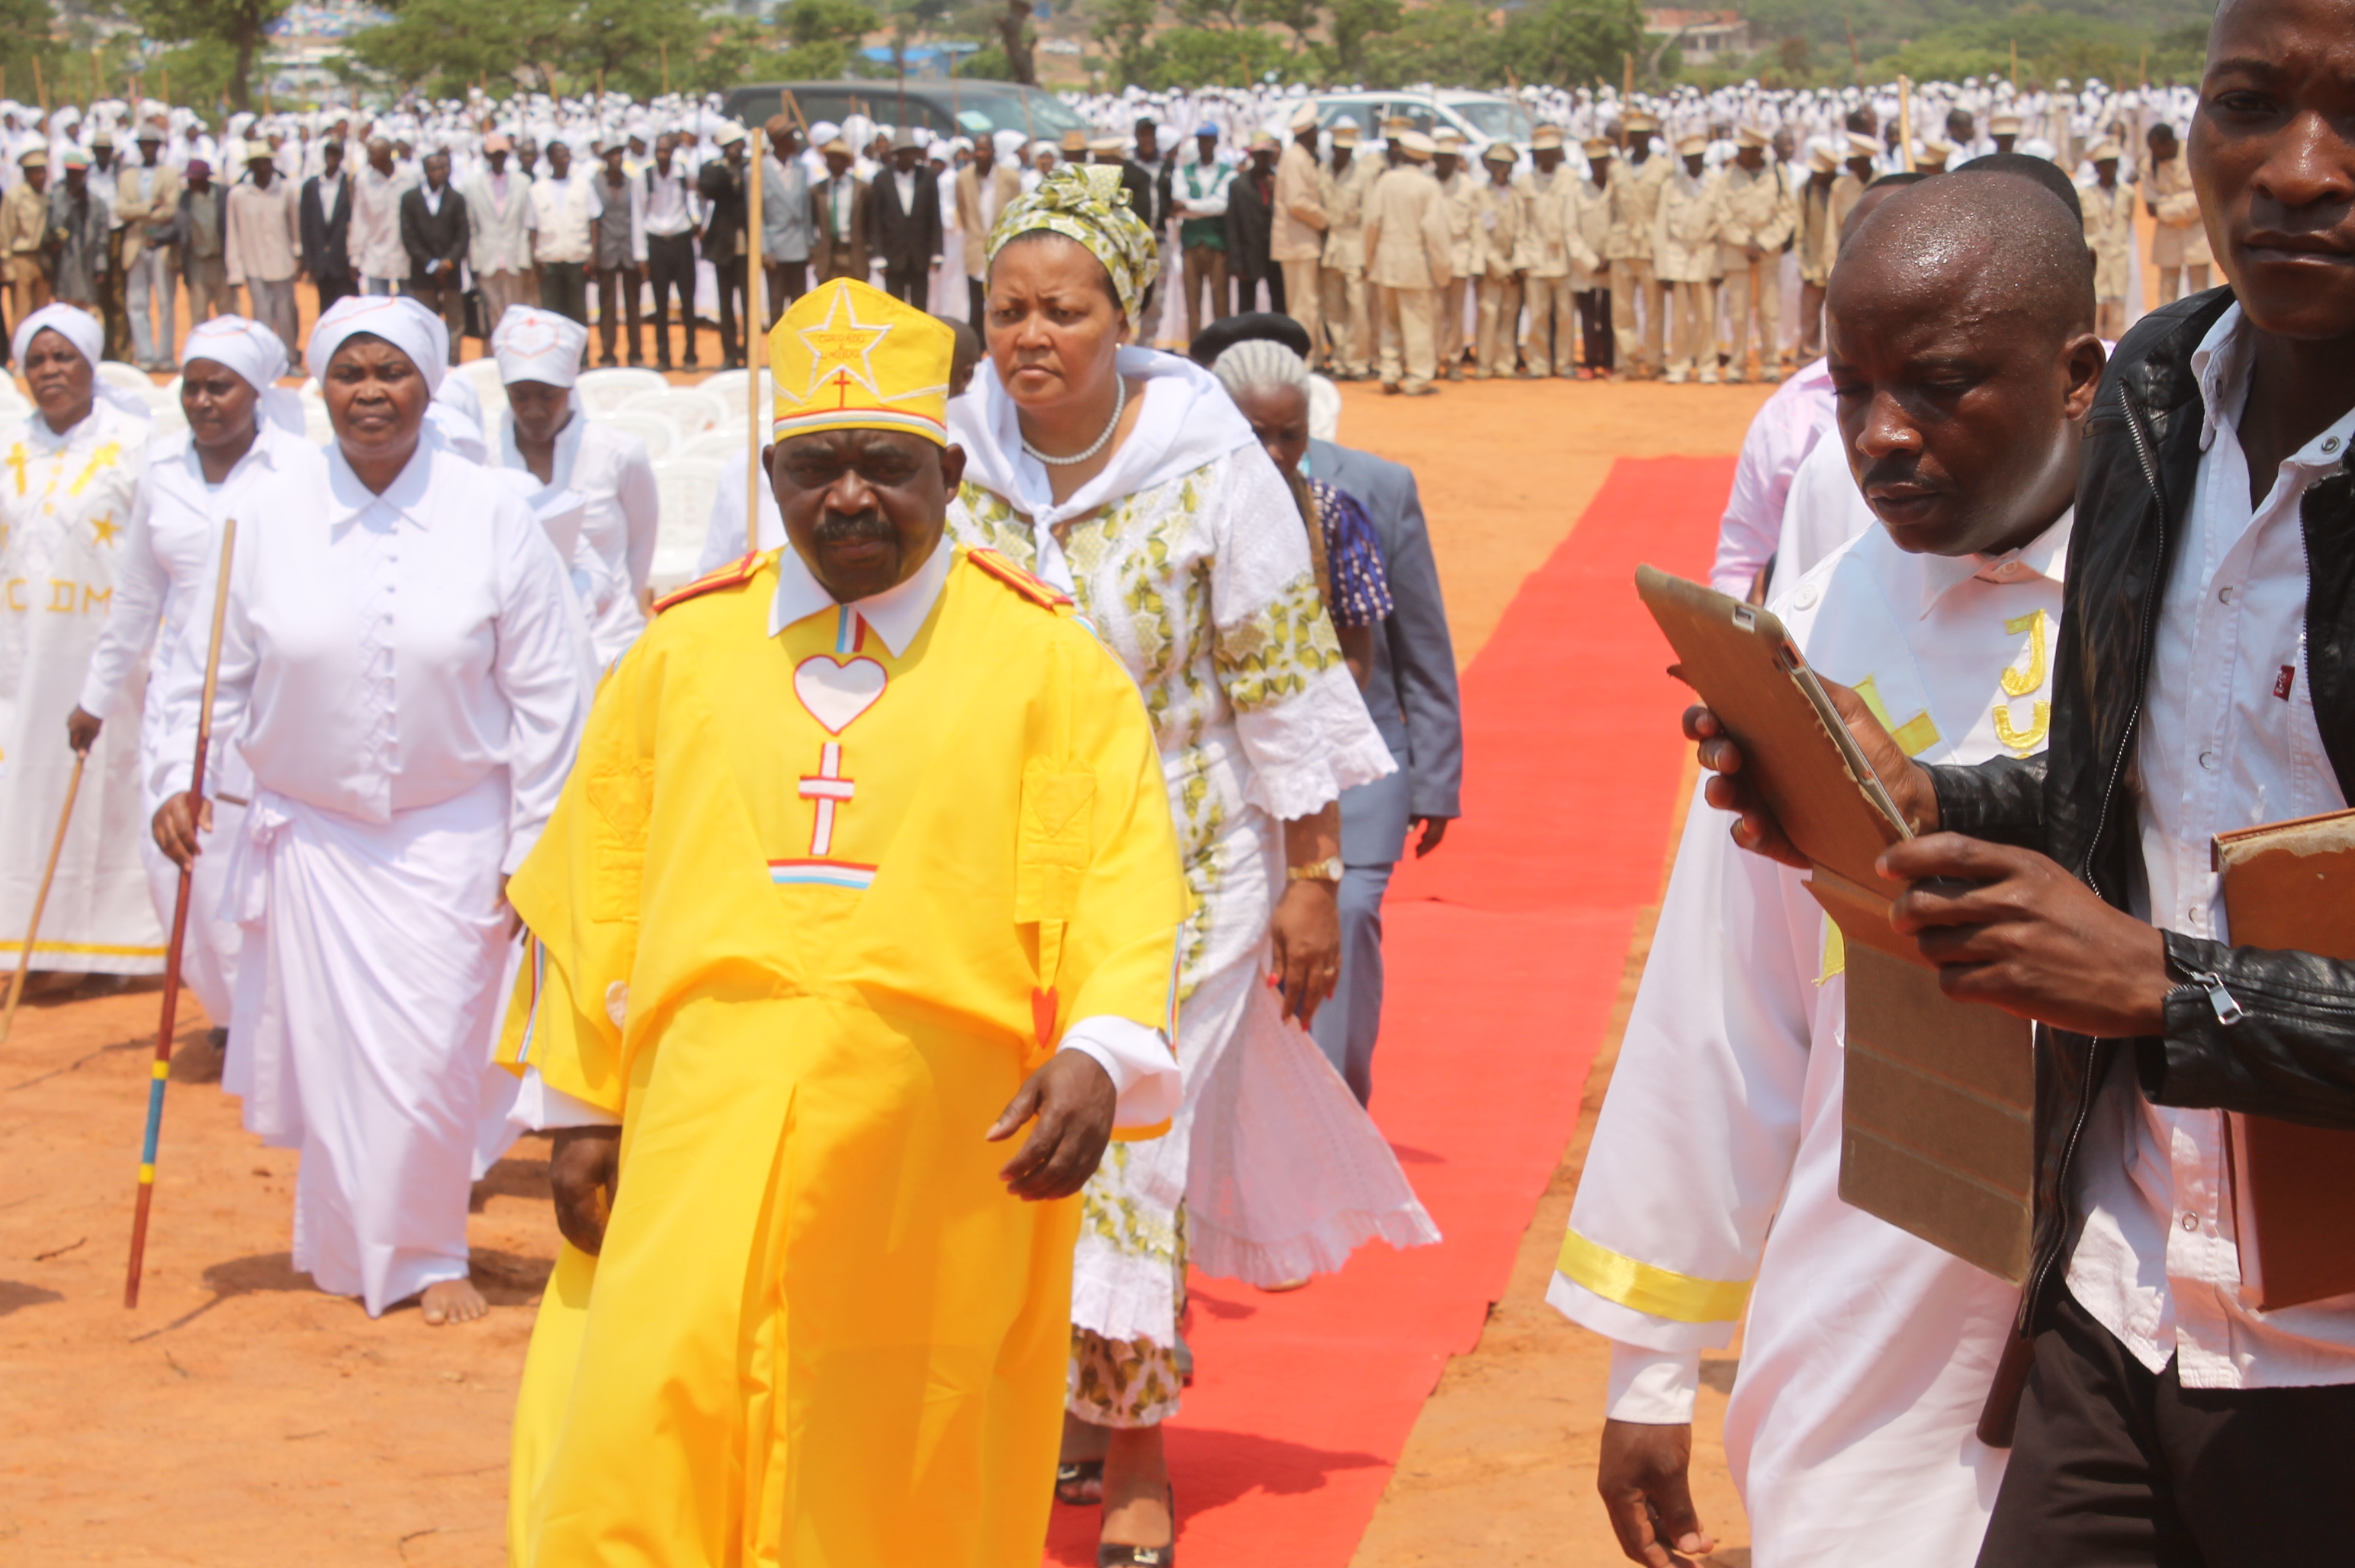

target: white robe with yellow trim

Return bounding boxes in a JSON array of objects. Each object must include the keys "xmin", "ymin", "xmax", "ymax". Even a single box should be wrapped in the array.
[
  {"xmin": 1550, "ymin": 512, "xmax": 2072, "ymax": 1566},
  {"xmin": 0, "ymin": 400, "xmax": 159, "ymax": 974}
]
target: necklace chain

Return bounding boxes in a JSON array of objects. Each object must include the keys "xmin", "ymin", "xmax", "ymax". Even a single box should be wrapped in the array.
[{"xmin": 1022, "ymin": 375, "xmax": 1126, "ymax": 468}]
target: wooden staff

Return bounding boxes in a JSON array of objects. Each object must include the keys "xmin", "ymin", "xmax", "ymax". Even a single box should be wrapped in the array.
[
  {"xmin": 780, "ymin": 88, "xmax": 810, "ymax": 143},
  {"xmin": 0, "ymin": 753, "xmax": 87, "ymax": 1043},
  {"xmin": 659, "ymin": 42, "xmax": 670, "ymax": 96},
  {"xmin": 124, "ymin": 518, "xmax": 236, "ymax": 1309},
  {"xmin": 745, "ymin": 127, "xmax": 766, "ymax": 558},
  {"xmin": 33, "ymin": 54, "xmax": 48, "ymax": 117},
  {"xmin": 1897, "ymin": 75, "xmax": 1915, "ymax": 172}
]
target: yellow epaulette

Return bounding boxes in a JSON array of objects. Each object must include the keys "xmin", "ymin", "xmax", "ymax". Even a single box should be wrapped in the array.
[
  {"xmin": 965, "ymin": 548, "xmax": 1074, "ymax": 612},
  {"xmin": 653, "ymin": 550, "xmax": 769, "ymax": 614}
]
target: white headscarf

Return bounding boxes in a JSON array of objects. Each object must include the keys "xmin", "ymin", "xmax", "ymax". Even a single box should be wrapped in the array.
[
  {"xmin": 181, "ymin": 315, "xmax": 305, "ymax": 434},
  {"xmin": 11, "ymin": 302, "xmax": 151, "ymax": 419},
  {"xmin": 491, "ymin": 305, "xmax": 588, "ymax": 390},
  {"xmin": 304, "ymin": 293, "xmax": 449, "ymax": 395},
  {"xmin": 11, "ymin": 301, "xmax": 103, "ymax": 375}
]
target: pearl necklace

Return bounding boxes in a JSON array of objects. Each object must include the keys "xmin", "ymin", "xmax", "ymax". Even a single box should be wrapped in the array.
[{"xmin": 1021, "ymin": 374, "xmax": 1126, "ymax": 467}]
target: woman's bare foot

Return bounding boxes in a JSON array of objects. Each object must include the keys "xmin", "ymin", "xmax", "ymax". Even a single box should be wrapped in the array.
[
  {"xmin": 419, "ymin": 1276, "xmax": 488, "ymax": 1325},
  {"xmin": 1100, "ymin": 1424, "xmax": 1173, "ymax": 1549}
]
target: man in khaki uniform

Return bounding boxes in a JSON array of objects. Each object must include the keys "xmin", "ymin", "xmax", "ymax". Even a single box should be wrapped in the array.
[
  {"xmin": 1606, "ymin": 112, "xmax": 1672, "ymax": 380},
  {"xmin": 1794, "ymin": 140, "xmax": 1841, "ymax": 361},
  {"xmin": 1316, "ymin": 121, "xmax": 1377, "ymax": 379},
  {"xmin": 1572, "ymin": 137, "xmax": 1615, "ymax": 378},
  {"xmin": 1360, "ymin": 130, "xmax": 1451, "ymax": 397},
  {"xmin": 1515, "ymin": 126, "xmax": 1596, "ymax": 378},
  {"xmin": 2080, "ymin": 137, "xmax": 2136, "ymax": 342},
  {"xmin": 1467, "ymin": 142, "xmax": 1524, "ymax": 378},
  {"xmin": 3, "ymin": 149, "xmax": 54, "ymax": 325},
  {"xmin": 1715, "ymin": 125, "xmax": 1795, "ymax": 384},
  {"xmin": 2144, "ymin": 122, "xmax": 2212, "ymax": 303},
  {"xmin": 1429, "ymin": 130, "xmax": 1476, "ymax": 379},
  {"xmin": 1653, "ymin": 133, "xmax": 1726, "ymax": 385},
  {"xmin": 1830, "ymin": 132, "xmax": 1876, "ymax": 236},
  {"xmin": 1273, "ymin": 102, "xmax": 1329, "ymax": 370}
]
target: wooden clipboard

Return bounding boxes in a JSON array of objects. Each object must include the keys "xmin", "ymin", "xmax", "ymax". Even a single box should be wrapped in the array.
[{"xmin": 1636, "ymin": 564, "xmax": 2039, "ymax": 1291}]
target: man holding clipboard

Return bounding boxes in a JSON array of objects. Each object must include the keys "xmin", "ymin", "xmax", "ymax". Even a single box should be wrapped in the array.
[
  {"xmin": 1559, "ymin": 171, "xmax": 2103, "ymax": 1568},
  {"xmin": 1689, "ymin": 2, "xmax": 2355, "ymax": 1560}
]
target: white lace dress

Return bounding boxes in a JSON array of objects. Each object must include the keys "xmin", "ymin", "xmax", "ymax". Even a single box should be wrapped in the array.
[{"xmin": 948, "ymin": 349, "xmax": 1438, "ymax": 1424}]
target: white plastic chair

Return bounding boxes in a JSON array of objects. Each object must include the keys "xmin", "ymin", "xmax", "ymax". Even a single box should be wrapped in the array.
[
  {"xmin": 303, "ymin": 403, "xmax": 335, "ymax": 446},
  {"xmin": 599, "ymin": 409, "xmax": 677, "ymax": 460},
  {"xmin": 643, "ymin": 387, "xmax": 731, "ymax": 436},
  {"xmin": 456, "ymin": 356, "xmax": 509, "ymax": 416},
  {"xmin": 651, "ymin": 457, "xmax": 724, "ymax": 592},
  {"xmin": 683, "ymin": 368, "xmax": 772, "ymax": 420},
  {"xmin": 676, "ymin": 424, "xmax": 753, "ymax": 463},
  {"xmin": 577, "ymin": 366, "xmax": 667, "ymax": 417},
  {"xmin": 98, "ymin": 360, "xmax": 159, "ymax": 399},
  {"xmin": 155, "ymin": 375, "xmax": 184, "ymax": 410}
]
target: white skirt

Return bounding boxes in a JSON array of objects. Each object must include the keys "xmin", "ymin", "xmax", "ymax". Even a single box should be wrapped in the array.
[
  {"xmin": 222, "ymin": 773, "xmax": 519, "ymax": 1315},
  {"xmin": 1070, "ymin": 801, "xmax": 1438, "ymax": 1348}
]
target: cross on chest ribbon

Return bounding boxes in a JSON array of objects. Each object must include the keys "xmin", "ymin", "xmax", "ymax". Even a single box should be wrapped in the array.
[{"xmin": 799, "ymin": 742, "xmax": 857, "ymax": 856}]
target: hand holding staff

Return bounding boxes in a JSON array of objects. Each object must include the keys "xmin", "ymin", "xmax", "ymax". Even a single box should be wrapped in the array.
[{"xmin": 125, "ymin": 518, "xmax": 237, "ymax": 1309}]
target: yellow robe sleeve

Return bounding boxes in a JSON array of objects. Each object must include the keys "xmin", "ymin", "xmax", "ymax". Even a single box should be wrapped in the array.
[
  {"xmin": 496, "ymin": 644, "xmax": 651, "ymax": 1116},
  {"xmin": 1045, "ymin": 625, "xmax": 1189, "ymax": 1051}
]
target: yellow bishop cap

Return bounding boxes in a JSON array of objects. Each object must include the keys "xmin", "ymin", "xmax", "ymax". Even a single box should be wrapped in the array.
[{"xmin": 769, "ymin": 277, "xmax": 954, "ymax": 447}]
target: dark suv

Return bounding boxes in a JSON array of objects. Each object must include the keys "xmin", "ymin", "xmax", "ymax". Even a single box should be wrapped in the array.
[{"xmin": 722, "ymin": 79, "xmax": 1089, "ymax": 146}]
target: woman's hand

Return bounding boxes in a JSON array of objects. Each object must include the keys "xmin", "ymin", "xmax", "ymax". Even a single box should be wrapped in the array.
[
  {"xmin": 1269, "ymin": 879, "xmax": 1341, "ymax": 1028},
  {"xmin": 548, "ymin": 1126, "xmax": 621, "ymax": 1256},
  {"xmin": 152, "ymin": 790, "xmax": 213, "ymax": 869},
  {"xmin": 65, "ymin": 705, "xmax": 101, "ymax": 754}
]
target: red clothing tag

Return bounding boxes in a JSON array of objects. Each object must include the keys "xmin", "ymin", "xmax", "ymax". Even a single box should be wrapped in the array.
[{"xmin": 2276, "ymin": 664, "xmax": 2297, "ymax": 701}]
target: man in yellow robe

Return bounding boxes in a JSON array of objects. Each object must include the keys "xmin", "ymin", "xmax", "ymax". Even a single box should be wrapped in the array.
[{"xmin": 500, "ymin": 277, "xmax": 1187, "ymax": 1568}]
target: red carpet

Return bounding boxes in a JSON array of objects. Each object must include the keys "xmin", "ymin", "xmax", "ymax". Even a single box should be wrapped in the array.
[{"xmin": 1045, "ymin": 455, "xmax": 1736, "ymax": 1565}]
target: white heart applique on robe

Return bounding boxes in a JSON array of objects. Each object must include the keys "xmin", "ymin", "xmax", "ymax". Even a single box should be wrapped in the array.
[{"xmin": 793, "ymin": 656, "xmax": 889, "ymax": 734}]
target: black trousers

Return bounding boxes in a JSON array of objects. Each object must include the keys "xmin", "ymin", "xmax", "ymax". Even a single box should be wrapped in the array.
[
  {"xmin": 882, "ymin": 264, "xmax": 924, "ymax": 307},
  {"xmin": 315, "ymin": 274, "xmax": 358, "ymax": 315},
  {"xmin": 764, "ymin": 260, "xmax": 808, "ymax": 329},
  {"xmin": 539, "ymin": 261, "xmax": 589, "ymax": 326},
  {"xmin": 968, "ymin": 275, "xmax": 987, "ymax": 328},
  {"xmin": 1576, "ymin": 287, "xmax": 1614, "ymax": 371},
  {"xmin": 645, "ymin": 232, "xmax": 698, "ymax": 366},
  {"xmin": 593, "ymin": 265, "xmax": 641, "ymax": 362},
  {"xmin": 1978, "ymin": 1290, "xmax": 2355, "ymax": 1567},
  {"xmin": 713, "ymin": 265, "xmax": 747, "ymax": 367},
  {"xmin": 399, "ymin": 273, "xmax": 465, "ymax": 363}
]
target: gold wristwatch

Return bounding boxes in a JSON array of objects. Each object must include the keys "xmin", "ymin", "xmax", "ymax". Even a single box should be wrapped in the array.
[{"xmin": 1286, "ymin": 856, "xmax": 1345, "ymax": 884}]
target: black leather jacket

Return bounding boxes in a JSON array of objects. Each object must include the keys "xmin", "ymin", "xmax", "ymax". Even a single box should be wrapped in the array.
[{"xmin": 1929, "ymin": 286, "xmax": 2355, "ymax": 1330}]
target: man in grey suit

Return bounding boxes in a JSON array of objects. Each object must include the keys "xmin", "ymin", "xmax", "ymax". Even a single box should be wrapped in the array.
[{"xmin": 1307, "ymin": 436, "xmax": 1463, "ymax": 1104}]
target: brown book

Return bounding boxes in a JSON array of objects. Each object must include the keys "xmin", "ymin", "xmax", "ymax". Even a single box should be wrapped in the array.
[
  {"xmin": 2212, "ymin": 808, "xmax": 2355, "ymax": 1310},
  {"xmin": 1636, "ymin": 566, "xmax": 2037, "ymax": 1285}
]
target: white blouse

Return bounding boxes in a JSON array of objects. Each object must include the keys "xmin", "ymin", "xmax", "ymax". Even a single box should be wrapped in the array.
[
  {"xmin": 496, "ymin": 409, "xmax": 659, "ymax": 662},
  {"xmin": 79, "ymin": 419, "xmax": 316, "ymax": 721},
  {"xmin": 156, "ymin": 438, "xmax": 588, "ymax": 872}
]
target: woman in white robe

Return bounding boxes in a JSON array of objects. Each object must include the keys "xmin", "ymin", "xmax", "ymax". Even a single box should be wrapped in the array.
[
  {"xmin": 154, "ymin": 295, "xmax": 586, "ymax": 1325},
  {"xmin": 950, "ymin": 165, "xmax": 1434, "ymax": 1562},
  {"xmin": 487, "ymin": 306, "xmax": 660, "ymax": 665},
  {"xmin": 72, "ymin": 316, "xmax": 309, "ymax": 1049},
  {"xmin": 0, "ymin": 304, "xmax": 156, "ymax": 980}
]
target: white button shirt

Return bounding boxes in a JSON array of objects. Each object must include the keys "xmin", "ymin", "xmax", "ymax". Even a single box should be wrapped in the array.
[
  {"xmin": 2068, "ymin": 303, "xmax": 2355, "ymax": 1388},
  {"xmin": 157, "ymin": 439, "xmax": 587, "ymax": 874}
]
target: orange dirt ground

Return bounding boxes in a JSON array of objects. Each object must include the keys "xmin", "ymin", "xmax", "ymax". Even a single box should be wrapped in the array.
[{"xmin": 0, "ymin": 372, "xmax": 1772, "ymax": 1566}]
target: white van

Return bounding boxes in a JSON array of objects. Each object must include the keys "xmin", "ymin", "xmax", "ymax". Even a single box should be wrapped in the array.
[{"xmin": 1303, "ymin": 89, "xmax": 1537, "ymax": 158}]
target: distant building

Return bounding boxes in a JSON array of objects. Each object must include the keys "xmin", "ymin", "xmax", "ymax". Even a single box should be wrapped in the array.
[{"xmin": 1643, "ymin": 8, "xmax": 1751, "ymax": 61}]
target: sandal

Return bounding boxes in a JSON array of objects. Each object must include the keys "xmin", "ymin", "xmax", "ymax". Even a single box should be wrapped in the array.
[{"xmin": 1055, "ymin": 1458, "xmax": 1104, "ymax": 1507}]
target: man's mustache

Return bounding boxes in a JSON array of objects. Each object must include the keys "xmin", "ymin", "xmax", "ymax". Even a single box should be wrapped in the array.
[
  {"xmin": 814, "ymin": 511, "xmax": 893, "ymax": 545},
  {"xmin": 1858, "ymin": 456, "xmax": 1936, "ymax": 494}
]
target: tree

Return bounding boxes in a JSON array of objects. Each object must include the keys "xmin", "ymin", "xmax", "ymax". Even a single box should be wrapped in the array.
[
  {"xmin": 1359, "ymin": 0, "xmax": 1497, "ymax": 87},
  {"xmin": 1325, "ymin": 0, "xmax": 1399, "ymax": 81},
  {"xmin": 1089, "ymin": 0, "xmax": 1158, "ymax": 88},
  {"xmin": 1244, "ymin": 0, "xmax": 1322, "ymax": 56},
  {"xmin": 1501, "ymin": 0, "xmax": 1645, "ymax": 88},
  {"xmin": 994, "ymin": 0, "xmax": 1036, "ymax": 83},
  {"xmin": 131, "ymin": 0, "xmax": 292, "ymax": 110},
  {"xmin": 1145, "ymin": 23, "xmax": 1290, "ymax": 86}
]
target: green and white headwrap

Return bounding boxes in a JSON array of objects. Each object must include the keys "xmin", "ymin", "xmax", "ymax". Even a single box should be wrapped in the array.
[{"xmin": 985, "ymin": 165, "xmax": 1160, "ymax": 327}]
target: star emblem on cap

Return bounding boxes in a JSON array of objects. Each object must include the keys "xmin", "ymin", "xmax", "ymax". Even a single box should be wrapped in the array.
[{"xmin": 796, "ymin": 286, "xmax": 894, "ymax": 402}]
